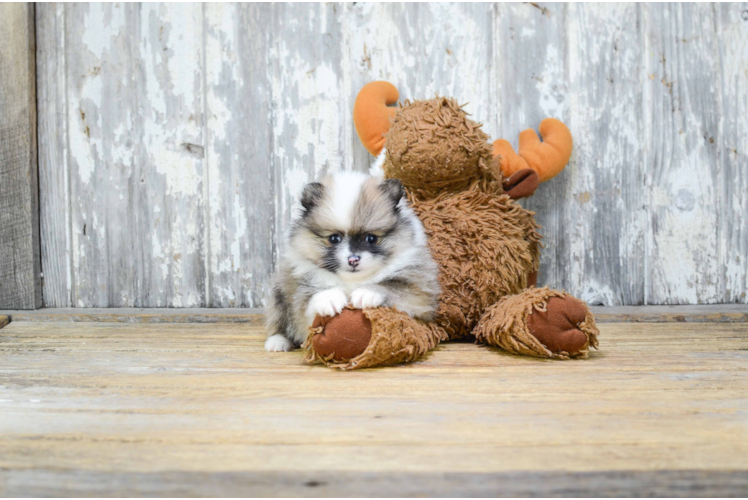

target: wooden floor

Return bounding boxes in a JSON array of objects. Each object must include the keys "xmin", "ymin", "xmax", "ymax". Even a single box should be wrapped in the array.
[{"xmin": 0, "ymin": 312, "xmax": 747, "ymax": 497}]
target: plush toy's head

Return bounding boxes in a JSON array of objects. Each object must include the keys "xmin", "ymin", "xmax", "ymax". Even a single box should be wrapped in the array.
[
  {"xmin": 354, "ymin": 81, "xmax": 574, "ymax": 199},
  {"xmin": 382, "ymin": 97, "xmax": 498, "ymax": 197},
  {"xmin": 354, "ymin": 82, "xmax": 497, "ymax": 197}
]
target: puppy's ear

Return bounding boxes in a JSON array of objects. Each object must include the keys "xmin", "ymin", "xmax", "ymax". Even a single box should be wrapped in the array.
[
  {"xmin": 379, "ymin": 178, "xmax": 404, "ymax": 207},
  {"xmin": 300, "ymin": 182, "xmax": 324, "ymax": 212}
]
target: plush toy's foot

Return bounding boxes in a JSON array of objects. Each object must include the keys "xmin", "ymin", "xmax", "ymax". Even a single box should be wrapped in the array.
[
  {"xmin": 309, "ymin": 308, "xmax": 373, "ymax": 361},
  {"xmin": 304, "ymin": 307, "xmax": 446, "ymax": 370},
  {"xmin": 527, "ymin": 296, "xmax": 590, "ymax": 354},
  {"xmin": 474, "ymin": 287, "xmax": 599, "ymax": 359}
]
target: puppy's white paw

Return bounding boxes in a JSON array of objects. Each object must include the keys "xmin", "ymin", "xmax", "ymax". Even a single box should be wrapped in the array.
[
  {"xmin": 265, "ymin": 334, "xmax": 294, "ymax": 352},
  {"xmin": 350, "ymin": 288, "xmax": 386, "ymax": 309},
  {"xmin": 307, "ymin": 288, "xmax": 348, "ymax": 319}
]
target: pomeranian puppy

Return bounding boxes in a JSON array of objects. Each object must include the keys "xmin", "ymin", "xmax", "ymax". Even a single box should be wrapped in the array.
[{"xmin": 265, "ymin": 171, "xmax": 440, "ymax": 352}]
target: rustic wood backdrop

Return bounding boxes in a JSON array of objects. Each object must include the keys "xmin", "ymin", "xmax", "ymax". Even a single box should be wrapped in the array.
[
  {"xmin": 0, "ymin": 3, "xmax": 41, "ymax": 310},
  {"xmin": 32, "ymin": 2, "xmax": 747, "ymax": 308}
]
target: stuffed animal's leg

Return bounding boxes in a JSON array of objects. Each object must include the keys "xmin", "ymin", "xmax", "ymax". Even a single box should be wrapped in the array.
[
  {"xmin": 304, "ymin": 307, "xmax": 447, "ymax": 370},
  {"xmin": 473, "ymin": 287, "xmax": 599, "ymax": 359}
]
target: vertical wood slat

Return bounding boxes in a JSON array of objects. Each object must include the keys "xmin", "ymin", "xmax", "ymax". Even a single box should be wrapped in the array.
[
  {"xmin": 566, "ymin": 3, "xmax": 646, "ymax": 305},
  {"xmin": 36, "ymin": 4, "xmax": 71, "ymax": 308},
  {"xmin": 717, "ymin": 4, "xmax": 748, "ymax": 304},
  {"xmin": 204, "ymin": 4, "xmax": 274, "ymax": 307},
  {"xmin": 643, "ymin": 4, "xmax": 724, "ymax": 304},
  {"xmin": 0, "ymin": 3, "xmax": 41, "ymax": 309},
  {"xmin": 33, "ymin": 2, "xmax": 748, "ymax": 307}
]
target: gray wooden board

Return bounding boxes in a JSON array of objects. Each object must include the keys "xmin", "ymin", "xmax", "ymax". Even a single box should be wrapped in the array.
[
  {"xmin": 1, "ymin": 469, "xmax": 746, "ymax": 497},
  {"xmin": 35, "ymin": 3, "xmax": 748, "ymax": 308},
  {"xmin": 567, "ymin": 4, "xmax": 646, "ymax": 306},
  {"xmin": 205, "ymin": 4, "xmax": 273, "ymax": 307},
  {"xmin": 718, "ymin": 4, "xmax": 748, "ymax": 304},
  {"xmin": 36, "ymin": 4, "xmax": 71, "ymax": 309},
  {"xmin": 0, "ymin": 3, "xmax": 42, "ymax": 310},
  {"xmin": 644, "ymin": 4, "xmax": 724, "ymax": 305}
]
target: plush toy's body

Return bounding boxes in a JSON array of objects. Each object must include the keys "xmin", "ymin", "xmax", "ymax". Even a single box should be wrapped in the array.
[{"xmin": 304, "ymin": 82, "xmax": 599, "ymax": 369}]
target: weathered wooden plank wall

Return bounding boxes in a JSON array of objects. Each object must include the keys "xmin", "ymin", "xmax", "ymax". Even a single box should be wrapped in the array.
[
  {"xmin": 0, "ymin": 3, "xmax": 42, "ymax": 309},
  {"xmin": 35, "ymin": 3, "xmax": 748, "ymax": 308}
]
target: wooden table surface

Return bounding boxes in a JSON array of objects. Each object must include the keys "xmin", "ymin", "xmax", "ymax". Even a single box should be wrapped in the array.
[{"xmin": 0, "ymin": 314, "xmax": 747, "ymax": 496}]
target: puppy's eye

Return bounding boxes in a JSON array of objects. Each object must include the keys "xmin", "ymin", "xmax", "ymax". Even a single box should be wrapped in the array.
[
  {"xmin": 328, "ymin": 234, "xmax": 342, "ymax": 244},
  {"xmin": 366, "ymin": 234, "xmax": 378, "ymax": 245}
]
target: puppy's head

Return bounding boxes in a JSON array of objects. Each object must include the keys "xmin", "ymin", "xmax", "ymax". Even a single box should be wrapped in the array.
[{"xmin": 290, "ymin": 172, "xmax": 413, "ymax": 280}]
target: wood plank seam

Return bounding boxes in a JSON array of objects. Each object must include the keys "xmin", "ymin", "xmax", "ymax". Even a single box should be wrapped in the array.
[{"xmin": 0, "ymin": 305, "xmax": 747, "ymax": 324}]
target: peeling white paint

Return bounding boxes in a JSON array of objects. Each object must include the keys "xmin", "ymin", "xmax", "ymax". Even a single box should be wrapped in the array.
[
  {"xmin": 37, "ymin": 3, "xmax": 748, "ymax": 307},
  {"xmin": 580, "ymin": 280, "xmax": 618, "ymax": 306},
  {"xmin": 537, "ymin": 45, "xmax": 566, "ymax": 119},
  {"xmin": 82, "ymin": 3, "xmax": 124, "ymax": 60},
  {"xmin": 70, "ymin": 79, "xmax": 103, "ymax": 186},
  {"xmin": 153, "ymin": 148, "xmax": 201, "ymax": 197}
]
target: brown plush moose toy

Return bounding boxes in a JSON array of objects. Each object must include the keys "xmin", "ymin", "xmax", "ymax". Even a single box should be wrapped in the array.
[{"xmin": 305, "ymin": 81, "xmax": 599, "ymax": 369}]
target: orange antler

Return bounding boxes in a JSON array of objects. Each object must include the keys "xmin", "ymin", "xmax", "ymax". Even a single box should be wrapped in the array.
[
  {"xmin": 353, "ymin": 81, "xmax": 399, "ymax": 156},
  {"xmin": 492, "ymin": 118, "xmax": 573, "ymax": 183}
]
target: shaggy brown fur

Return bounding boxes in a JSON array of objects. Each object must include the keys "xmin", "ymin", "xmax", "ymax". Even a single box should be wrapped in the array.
[
  {"xmin": 383, "ymin": 97, "xmax": 500, "ymax": 198},
  {"xmin": 305, "ymin": 307, "xmax": 447, "ymax": 370},
  {"xmin": 474, "ymin": 287, "xmax": 599, "ymax": 359},
  {"xmin": 305, "ymin": 87, "xmax": 600, "ymax": 369},
  {"xmin": 411, "ymin": 185, "xmax": 541, "ymax": 339}
]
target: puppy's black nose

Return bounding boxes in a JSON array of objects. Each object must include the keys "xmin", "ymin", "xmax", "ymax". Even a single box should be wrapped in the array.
[{"xmin": 348, "ymin": 255, "xmax": 360, "ymax": 268}]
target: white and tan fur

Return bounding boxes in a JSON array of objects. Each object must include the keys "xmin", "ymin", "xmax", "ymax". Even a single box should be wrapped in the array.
[{"xmin": 265, "ymin": 171, "xmax": 440, "ymax": 352}]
